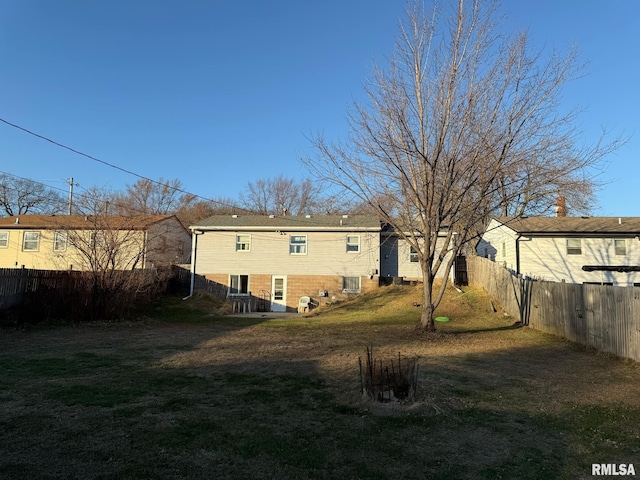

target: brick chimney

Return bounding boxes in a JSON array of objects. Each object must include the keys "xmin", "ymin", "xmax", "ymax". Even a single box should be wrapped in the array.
[{"xmin": 555, "ymin": 196, "xmax": 567, "ymax": 217}]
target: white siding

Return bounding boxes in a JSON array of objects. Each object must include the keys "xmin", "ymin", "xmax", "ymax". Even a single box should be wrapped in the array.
[
  {"xmin": 196, "ymin": 230, "xmax": 380, "ymax": 276},
  {"xmin": 519, "ymin": 236, "xmax": 640, "ymax": 285},
  {"xmin": 478, "ymin": 219, "xmax": 640, "ymax": 286},
  {"xmin": 477, "ymin": 219, "xmax": 519, "ymax": 271}
]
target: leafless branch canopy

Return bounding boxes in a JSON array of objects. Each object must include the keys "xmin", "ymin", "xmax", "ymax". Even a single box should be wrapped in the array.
[{"xmin": 304, "ymin": 0, "xmax": 622, "ymax": 329}]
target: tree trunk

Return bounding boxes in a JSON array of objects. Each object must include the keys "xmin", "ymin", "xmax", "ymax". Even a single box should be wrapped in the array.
[{"xmin": 420, "ymin": 279, "xmax": 436, "ymax": 331}]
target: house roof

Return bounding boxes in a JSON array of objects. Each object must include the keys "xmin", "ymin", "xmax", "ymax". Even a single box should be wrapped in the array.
[
  {"xmin": 191, "ymin": 214, "xmax": 382, "ymax": 232},
  {"xmin": 0, "ymin": 214, "xmax": 178, "ymax": 230},
  {"xmin": 494, "ymin": 216, "xmax": 640, "ymax": 235}
]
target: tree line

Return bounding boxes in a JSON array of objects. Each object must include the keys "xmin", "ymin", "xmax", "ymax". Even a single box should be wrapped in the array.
[{"xmin": 0, "ymin": 173, "xmax": 363, "ymax": 226}]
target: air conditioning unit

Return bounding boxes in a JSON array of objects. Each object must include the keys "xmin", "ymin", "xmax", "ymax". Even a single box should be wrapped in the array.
[{"xmin": 318, "ymin": 290, "xmax": 328, "ymax": 297}]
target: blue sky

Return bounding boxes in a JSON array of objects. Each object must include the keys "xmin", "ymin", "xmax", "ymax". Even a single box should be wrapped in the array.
[{"xmin": 1, "ymin": 1, "xmax": 638, "ymax": 215}]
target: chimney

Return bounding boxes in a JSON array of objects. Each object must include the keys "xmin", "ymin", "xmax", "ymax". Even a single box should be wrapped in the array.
[{"xmin": 555, "ymin": 196, "xmax": 567, "ymax": 217}]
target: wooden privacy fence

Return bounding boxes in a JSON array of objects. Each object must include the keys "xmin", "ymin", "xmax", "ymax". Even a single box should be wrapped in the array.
[
  {"xmin": 466, "ymin": 255, "xmax": 640, "ymax": 362},
  {"xmin": 0, "ymin": 267, "xmax": 179, "ymax": 325},
  {"xmin": 0, "ymin": 268, "xmax": 78, "ymax": 310}
]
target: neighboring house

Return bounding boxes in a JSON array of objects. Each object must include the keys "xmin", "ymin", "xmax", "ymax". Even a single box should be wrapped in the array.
[
  {"xmin": 0, "ymin": 214, "xmax": 190, "ymax": 270},
  {"xmin": 478, "ymin": 216, "xmax": 640, "ymax": 286},
  {"xmin": 380, "ymin": 226, "xmax": 456, "ymax": 282},
  {"xmin": 189, "ymin": 214, "xmax": 382, "ymax": 312}
]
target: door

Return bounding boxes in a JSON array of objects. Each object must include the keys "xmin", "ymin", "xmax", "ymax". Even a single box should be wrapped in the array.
[{"xmin": 271, "ymin": 276, "xmax": 287, "ymax": 312}]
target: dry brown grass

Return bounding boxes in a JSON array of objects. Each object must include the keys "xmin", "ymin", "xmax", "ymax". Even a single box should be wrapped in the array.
[{"xmin": 1, "ymin": 283, "xmax": 640, "ymax": 479}]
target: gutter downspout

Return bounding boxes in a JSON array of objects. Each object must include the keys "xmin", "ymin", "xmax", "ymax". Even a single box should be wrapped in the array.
[
  {"xmin": 515, "ymin": 234, "xmax": 522, "ymax": 276},
  {"xmin": 183, "ymin": 229, "xmax": 203, "ymax": 300}
]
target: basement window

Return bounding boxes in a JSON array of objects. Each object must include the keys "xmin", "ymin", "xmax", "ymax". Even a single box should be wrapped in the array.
[
  {"xmin": 229, "ymin": 274, "xmax": 249, "ymax": 296},
  {"xmin": 342, "ymin": 276, "xmax": 361, "ymax": 293}
]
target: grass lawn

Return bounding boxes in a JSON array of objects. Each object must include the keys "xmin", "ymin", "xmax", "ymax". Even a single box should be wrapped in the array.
[{"xmin": 1, "ymin": 284, "xmax": 640, "ymax": 479}]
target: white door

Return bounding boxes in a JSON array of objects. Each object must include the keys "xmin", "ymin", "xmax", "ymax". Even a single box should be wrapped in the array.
[{"xmin": 271, "ymin": 276, "xmax": 287, "ymax": 312}]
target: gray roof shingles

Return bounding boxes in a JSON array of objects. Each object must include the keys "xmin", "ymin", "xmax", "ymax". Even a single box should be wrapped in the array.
[
  {"xmin": 495, "ymin": 216, "xmax": 640, "ymax": 235},
  {"xmin": 191, "ymin": 214, "xmax": 382, "ymax": 230}
]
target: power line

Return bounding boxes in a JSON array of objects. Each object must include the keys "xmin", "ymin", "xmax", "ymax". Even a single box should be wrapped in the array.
[
  {"xmin": 0, "ymin": 117, "xmax": 363, "ymax": 227},
  {"xmin": 0, "ymin": 117, "xmax": 243, "ymax": 212}
]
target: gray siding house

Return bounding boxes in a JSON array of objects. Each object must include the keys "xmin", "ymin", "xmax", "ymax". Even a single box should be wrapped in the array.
[{"xmin": 189, "ymin": 214, "xmax": 382, "ymax": 312}]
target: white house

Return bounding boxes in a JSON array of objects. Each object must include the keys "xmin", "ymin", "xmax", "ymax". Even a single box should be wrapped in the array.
[{"xmin": 478, "ymin": 216, "xmax": 640, "ymax": 286}]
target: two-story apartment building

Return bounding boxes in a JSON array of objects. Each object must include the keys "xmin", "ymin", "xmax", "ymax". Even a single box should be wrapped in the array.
[
  {"xmin": 189, "ymin": 214, "xmax": 382, "ymax": 311},
  {"xmin": 478, "ymin": 216, "xmax": 640, "ymax": 286},
  {"xmin": 0, "ymin": 214, "xmax": 190, "ymax": 270}
]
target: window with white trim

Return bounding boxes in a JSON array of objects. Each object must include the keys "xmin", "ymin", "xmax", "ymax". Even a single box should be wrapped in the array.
[
  {"xmin": 236, "ymin": 234, "xmax": 251, "ymax": 251},
  {"xmin": 23, "ymin": 231, "xmax": 40, "ymax": 251},
  {"xmin": 289, "ymin": 235, "xmax": 307, "ymax": 255},
  {"xmin": 54, "ymin": 231, "xmax": 68, "ymax": 252},
  {"xmin": 342, "ymin": 276, "xmax": 361, "ymax": 293},
  {"xmin": 409, "ymin": 246, "xmax": 419, "ymax": 263},
  {"xmin": 346, "ymin": 235, "xmax": 360, "ymax": 253},
  {"xmin": 89, "ymin": 231, "xmax": 105, "ymax": 247},
  {"xmin": 229, "ymin": 274, "xmax": 249, "ymax": 295},
  {"xmin": 566, "ymin": 238, "xmax": 582, "ymax": 255},
  {"xmin": 614, "ymin": 239, "xmax": 626, "ymax": 256},
  {"xmin": 0, "ymin": 231, "xmax": 8, "ymax": 248}
]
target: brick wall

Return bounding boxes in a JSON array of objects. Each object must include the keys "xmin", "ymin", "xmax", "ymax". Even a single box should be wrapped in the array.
[{"xmin": 202, "ymin": 273, "xmax": 379, "ymax": 312}]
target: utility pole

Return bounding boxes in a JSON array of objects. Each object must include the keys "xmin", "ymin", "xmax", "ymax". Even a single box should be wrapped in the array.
[{"xmin": 67, "ymin": 177, "xmax": 79, "ymax": 215}]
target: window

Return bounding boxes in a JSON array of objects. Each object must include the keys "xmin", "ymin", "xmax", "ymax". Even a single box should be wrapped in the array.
[
  {"xmin": 342, "ymin": 276, "xmax": 361, "ymax": 293},
  {"xmin": 614, "ymin": 239, "xmax": 626, "ymax": 256},
  {"xmin": 409, "ymin": 246, "xmax": 419, "ymax": 263},
  {"xmin": 0, "ymin": 231, "xmax": 8, "ymax": 248},
  {"xmin": 501, "ymin": 242, "xmax": 506, "ymax": 258},
  {"xmin": 346, "ymin": 235, "xmax": 360, "ymax": 253},
  {"xmin": 236, "ymin": 234, "xmax": 251, "ymax": 251},
  {"xmin": 89, "ymin": 231, "xmax": 105, "ymax": 247},
  {"xmin": 54, "ymin": 231, "xmax": 68, "ymax": 252},
  {"xmin": 289, "ymin": 235, "xmax": 307, "ymax": 254},
  {"xmin": 566, "ymin": 238, "xmax": 582, "ymax": 255},
  {"xmin": 23, "ymin": 231, "xmax": 40, "ymax": 251},
  {"xmin": 229, "ymin": 274, "xmax": 249, "ymax": 295}
]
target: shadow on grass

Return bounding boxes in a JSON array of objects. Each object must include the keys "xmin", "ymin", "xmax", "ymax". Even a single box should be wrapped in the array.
[
  {"xmin": 447, "ymin": 323, "xmax": 524, "ymax": 335},
  {"xmin": 3, "ymin": 290, "xmax": 640, "ymax": 479}
]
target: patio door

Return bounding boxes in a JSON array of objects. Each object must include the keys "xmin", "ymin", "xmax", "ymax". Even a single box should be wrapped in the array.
[{"xmin": 271, "ymin": 276, "xmax": 287, "ymax": 312}]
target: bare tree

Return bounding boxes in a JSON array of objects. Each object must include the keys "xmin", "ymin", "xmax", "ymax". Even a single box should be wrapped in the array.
[
  {"xmin": 176, "ymin": 196, "xmax": 247, "ymax": 226},
  {"xmin": 114, "ymin": 177, "xmax": 189, "ymax": 215},
  {"xmin": 56, "ymin": 186, "xmax": 184, "ymax": 318},
  {"xmin": 240, "ymin": 175, "xmax": 323, "ymax": 215},
  {"xmin": 0, "ymin": 173, "xmax": 65, "ymax": 216},
  {"xmin": 304, "ymin": 0, "xmax": 621, "ymax": 330}
]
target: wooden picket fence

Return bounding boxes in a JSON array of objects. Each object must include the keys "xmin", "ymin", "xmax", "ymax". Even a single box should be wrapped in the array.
[{"xmin": 466, "ymin": 255, "xmax": 640, "ymax": 362}]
